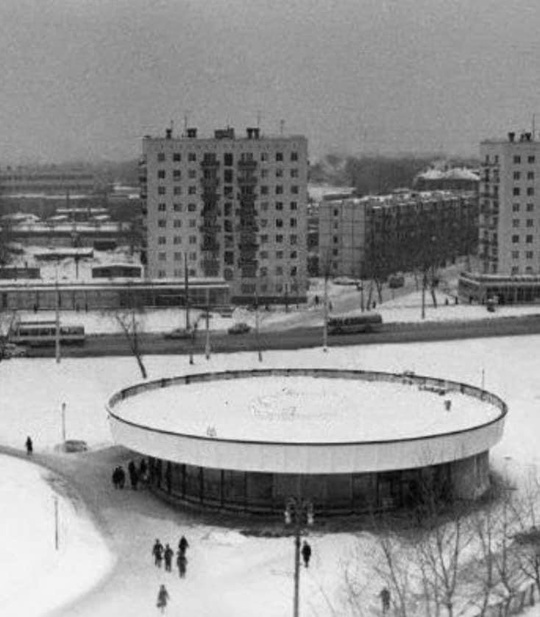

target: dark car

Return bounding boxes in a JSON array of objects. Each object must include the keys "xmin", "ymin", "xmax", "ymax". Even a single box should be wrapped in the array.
[
  {"xmin": 227, "ymin": 322, "xmax": 251, "ymax": 335},
  {"xmin": 1, "ymin": 343, "xmax": 28, "ymax": 359},
  {"xmin": 163, "ymin": 328, "xmax": 194, "ymax": 340}
]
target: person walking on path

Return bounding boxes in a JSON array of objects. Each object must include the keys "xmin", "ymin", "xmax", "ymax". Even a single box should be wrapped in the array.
[
  {"xmin": 128, "ymin": 461, "xmax": 139, "ymax": 490},
  {"xmin": 301, "ymin": 540, "xmax": 312, "ymax": 568},
  {"xmin": 379, "ymin": 587, "xmax": 391, "ymax": 614},
  {"xmin": 117, "ymin": 466, "xmax": 126, "ymax": 489},
  {"xmin": 177, "ymin": 551, "xmax": 187, "ymax": 579},
  {"xmin": 25, "ymin": 436, "xmax": 33, "ymax": 455},
  {"xmin": 178, "ymin": 535, "xmax": 189, "ymax": 556},
  {"xmin": 152, "ymin": 539, "xmax": 164, "ymax": 568},
  {"xmin": 156, "ymin": 584, "xmax": 169, "ymax": 613},
  {"xmin": 164, "ymin": 544, "xmax": 173, "ymax": 572}
]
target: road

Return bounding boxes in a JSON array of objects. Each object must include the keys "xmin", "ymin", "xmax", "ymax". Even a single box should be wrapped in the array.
[{"xmin": 25, "ymin": 313, "xmax": 540, "ymax": 358}]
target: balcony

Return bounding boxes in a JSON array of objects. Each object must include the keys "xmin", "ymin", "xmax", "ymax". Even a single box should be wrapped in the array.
[
  {"xmin": 237, "ymin": 159, "xmax": 257, "ymax": 170},
  {"xmin": 200, "ymin": 223, "xmax": 221, "ymax": 233},
  {"xmin": 237, "ymin": 175, "xmax": 258, "ymax": 186},
  {"xmin": 202, "ymin": 240, "xmax": 220, "ymax": 252},
  {"xmin": 237, "ymin": 223, "xmax": 259, "ymax": 233},
  {"xmin": 200, "ymin": 176, "xmax": 220, "ymax": 189},
  {"xmin": 200, "ymin": 158, "xmax": 220, "ymax": 169},
  {"xmin": 238, "ymin": 257, "xmax": 258, "ymax": 266}
]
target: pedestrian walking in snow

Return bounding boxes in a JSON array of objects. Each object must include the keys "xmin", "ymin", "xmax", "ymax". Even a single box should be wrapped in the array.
[
  {"xmin": 25, "ymin": 436, "xmax": 33, "ymax": 455},
  {"xmin": 139, "ymin": 457, "xmax": 148, "ymax": 478},
  {"xmin": 301, "ymin": 540, "xmax": 312, "ymax": 568},
  {"xmin": 177, "ymin": 551, "xmax": 187, "ymax": 579},
  {"xmin": 128, "ymin": 461, "xmax": 139, "ymax": 490},
  {"xmin": 164, "ymin": 544, "xmax": 173, "ymax": 572},
  {"xmin": 117, "ymin": 466, "xmax": 126, "ymax": 489},
  {"xmin": 156, "ymin": 584, "xmax": 169, "ymax": 613},
  {"xmin": 379, "ymin": 587, "xmax": 391, "ymax": 614},
  {"xmin": 178, "ymin": 535, "xmax": 189, "ymax": 556},
  {"xmin": 112, "ymin": 467, "xmax": 121, "ymax": 489},
  {"xmin": 152, "ymin": 539, "xmax": 164, "ymax": 568}
]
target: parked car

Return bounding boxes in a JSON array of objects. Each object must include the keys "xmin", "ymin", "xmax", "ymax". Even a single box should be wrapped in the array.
[
  {"xmin": 227, "ymin": 322, "xmax": 251, "ymax": 335},
  {"xmin": 1, "ymin": 343, "xmax": 28, "ymax": 359},
  {"xmin": 388, "ymin": 273, "xmax": 405, "ymax": 288},
  {"xmin": 163, "ymin": 328, "xmax": 194, "ymax": 340}
]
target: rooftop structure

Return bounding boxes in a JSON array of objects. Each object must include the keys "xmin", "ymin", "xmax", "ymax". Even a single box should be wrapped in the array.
[{"xmin": 0, "ymin": 167, "xmax": 96, "ymax": 196}]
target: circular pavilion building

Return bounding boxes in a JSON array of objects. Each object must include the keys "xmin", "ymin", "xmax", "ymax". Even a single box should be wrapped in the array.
[{"xmin": 107, "ymin": 368, "xmax": 507, "ymax": 515}]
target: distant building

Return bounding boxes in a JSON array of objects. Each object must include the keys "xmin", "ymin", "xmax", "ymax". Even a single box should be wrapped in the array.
[
  {"xmin": 140, "ymin": 126, "xmax": 309, "ymax": 304},
  {"xmin": 414, "ymin": 167, "xmax": 480, "ymax": 192},
  {"xmin": 0, "ymin": 167, "xmax": 96, "ymax": 196},
  {"xmin": 319, "ymin": 191, "xmax": 478, "ymax": 279}
]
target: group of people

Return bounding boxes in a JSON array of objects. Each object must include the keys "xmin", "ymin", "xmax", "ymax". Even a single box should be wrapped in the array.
[
  {"xmin": 111, "ymin": 458, "xmax": 149, "ymax": 490},
  {"xmin": 154, "ymin": 536, "xmax": 190, "ymax": 613}
]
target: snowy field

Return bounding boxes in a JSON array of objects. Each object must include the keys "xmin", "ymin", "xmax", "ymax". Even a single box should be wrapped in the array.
[
  {"xmin": 2, "ymin": 335, "xmax": 540, "ymax": 616},
  {"xmin": 115, "ymin": 374, "xmax": 499, "ymax": 443}
]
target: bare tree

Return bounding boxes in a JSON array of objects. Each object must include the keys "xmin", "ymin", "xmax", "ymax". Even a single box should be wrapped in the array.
[{"xmin": 112, "ymin": 284, "xmax": 148, "ymax": 379}]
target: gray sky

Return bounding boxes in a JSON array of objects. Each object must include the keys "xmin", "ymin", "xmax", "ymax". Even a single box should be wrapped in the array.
[{"xmin": 1, "ymin": 0, "xmax": 539, "ymax": 164}]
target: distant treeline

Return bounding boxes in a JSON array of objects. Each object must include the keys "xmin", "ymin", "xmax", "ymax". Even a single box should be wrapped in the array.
[{"xmin": 309, "ymin": 153, "xmax": 480, "ymax": 196}]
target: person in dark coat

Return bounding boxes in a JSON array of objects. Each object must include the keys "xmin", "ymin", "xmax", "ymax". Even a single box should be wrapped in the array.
[
  {"xmin": 25, "ymin": 436, "xmax": 33, "ymax": 455},
  {"xmin": 301, "ymin": 540, "xmax": 312, "ymax": 568},
  {"xmin": 380, "ymin": 587, "xmax": 391, "ymax": 613},
  {"xmin": 178, "ymin": 535, "xmax": 189, "ymax": 556},
  {"xmin": 177, "ymin": 550, "xmax": 187, "ymax": 578},
  {"xmin": 156, "ymin": 584, "xmax": 169, "ymax": 613},
  {"xmin": 152, "ymin": 539, "xmax": 164, "ymax": 568},
  {"xmin": 164, "ymin": 544, "xmax": 173, "ymax": 572},
  {"xmin": 139, "ymin": 457, "xmax": 148, "ymax": 478},
  {"xmin": 128, "ymin": 461, "xmax": 139, "ymax": 490},
  {"xmin": 112, "ymin": 467, "xmax": 121, "ymax": 489},
  {"xmin": 117, "ymin": 466, "xmax": 126, "ymax": 489}
]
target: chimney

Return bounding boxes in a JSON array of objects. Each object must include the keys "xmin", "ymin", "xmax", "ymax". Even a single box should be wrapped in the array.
[
  {"xmin": 508, "ymin": 132, "xmax": 515, "ymax": 142},
  {"xmin": 186, "ymin": 128, "xmax": 197, "ymax": 139},
  {"xmin": 246, "ymin": 128, "xmax": 254, "ymax": 139}
]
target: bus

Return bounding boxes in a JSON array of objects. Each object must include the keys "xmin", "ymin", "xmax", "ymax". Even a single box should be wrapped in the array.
[
  {"xmin": 9, "ymin": 321, "xmax": 86, "ymax": 347},
  {"xmin": 327, "ymin": 312, "xmax": 383, "ymax": 335}
]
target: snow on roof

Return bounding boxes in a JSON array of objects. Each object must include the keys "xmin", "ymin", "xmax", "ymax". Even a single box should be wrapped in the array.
[
  {"xmin": 116, "ymin": 374, "xmax": 500, "ymax": 444},
  {"xmin": 417, "ymin": 167, "xmax": 480, "ymax": 181}
]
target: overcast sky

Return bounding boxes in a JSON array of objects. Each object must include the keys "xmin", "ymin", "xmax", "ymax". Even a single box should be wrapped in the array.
[{"xmin": 1, "ymin": 0, "xmax": 539, "ymax": 164}]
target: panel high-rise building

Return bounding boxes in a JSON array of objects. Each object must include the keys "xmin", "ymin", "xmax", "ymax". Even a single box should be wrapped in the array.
[
  {"xmin": 140, "ymin": 127, "xmax": 308, "ymax": 303},
  {"xmin": 480, "ymin": 131, "xmax": 540, "ymax": 275}
]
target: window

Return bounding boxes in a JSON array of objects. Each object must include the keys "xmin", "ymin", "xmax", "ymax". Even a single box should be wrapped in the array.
[
  {"xmin": 259, "ymin": 267, "xmax": 268, "ymax": 276},
  {"xmin": 173, "ymin": 169, "xmax": 181, "ymax": 180},
  {"xmin": 527, "ymin": 187, "xmax": 535, "ymax": 196},
  {"xmin": 333, "ymin": 236, "xmax": 338, "ymax": 244},
  {"xmin": 514, "ymin": 155, "xmax": 521, "ymax": 164},
  {"xmin": 514, "ymin": 171, "xmax": 521, "ymax": 180},
  {"xmin": 527, "ymin": 203, "xmax": 534, "ymax": 212},
  {"xmin": 158, "ymin": 170, "xmax": 166, "ymax": 179},
  {"xmin": 260, "ymin": 219, "xmax": 268, "ymax": 228},
  {"xmin": 275, "ymin": 266, "xmax": 283, "ymax": 275},
  {"xmin": 510, "ymin": 234, "xmax": 518, "ymax": 243},
  {"xmin": 174, "ymin": 203, "xmax": 182, "ymax": 212},
  {"xmin": 174, "ymin": 236, "xmax": 182, "ymax": 244},
  {"xmin": 189, "ymin": 252, "xmax": 197, "ymax": 261},
  {"xmin": 261, "ymin": 169, "xmax": 269, "ymax": 178},
  {"xmin": 188, "ymin": 152, "xmax": 196, "ymax": 162},
  {"xmin": 224, "ymin": 153, "xmax": 233, "ymax": 166},
  {"xmin": 174, "ymin": 187, "xmax": 182, "ymax": 195},
  {"xmin": 173, "ymin": 220, "xmax": 182, "ymax": 228},
  {"xmin": 291, "ymin": 152, "xmax": 298, "ymax": 161},
  {"xmin": 513, "ymin": 187, "xmax": 521, "ymax": 196},
  {"xmin": 276, "ymin": 152, "xmax": 283, "ymax": 162},
  {"xmin": 290, "ymin": 235, "xmax": 298, "ymax": 245},
  {"xmin": 261, "ymin": 186, "xmax": 269, "ymax": 195},
  {"xmin": 275, "ymin": 201, "xmax": 284, "ymax": 211},
  {"xmin": 158, "ymin": 236, "xmax": 166, "ymax": 245},
  {"xmin": 526, "ymin": 235, "xmax": 533, "ymax": 243},
  {"xmin": 527, "ymin": 219, "xmax": 534, "ymax": 227},
  {"xmin": 526, "ymin": 251, "xmax": 534, "ymax": 259},
  {"xmin": 158, "ymin": 186, "xmax": 166, "ymax": 195},
  {"xmin": 290, "ymin": 250, "xmax": 297, "ymax": 259},
  {"xmin": 528, "ymin": 172, "xmax": 535, "ymax": 180},
  {"xmin": 275, "ymin": 234, "xmax": 283, "ymax": 243},
  {"xmin": 333, "ymin": 248, "xmax": 338, "ymax": 256},
  {"xmin": 290, "ymin": 266, "xmax": 297, "ymax": 276},
  {"xmin": 158, "ymin": 270, "xmax": 166, "ymax": 278},
  {"xmin": 224, "ymin": 220, "xmax": 233, "ymax": 232},
  {"xmin": 260, "ymin": 202, "xmax": 269, "ymax": 211},
  {"xmin": 224, "ymin": 186, "xmax": 233, "ymax": 197},
  {"xmin": 188, "ymin": 186, "xmax": 197, "ymax": 195},
  {"xmin": 276, "ymin": 168, "xmax": 284, "ymax": 178},
  {"xmin": 275, "ymin": 185, "xmax": 283, "ymax": 195},
  {"xmin": 290, "ymin": 218, "xmax": 297, "ymax": 227},
  {"xmin": 334, "ymin": 209, "xmax": 339, "ymax": 216},
  {"xmin": 189, "ymin": 269, "xmax": 196, "ymax": 277},
  {"xmin": 174, "ymin": 252, "xmax": 182, "ymax": 261},
  {"xmin": 513, "ymin": 219, "xmax": 520, "ymax": 228},
  {"xmin": 188, "ymin": 203, "xmax": 197, "ymax": 212},
  {"xmin": 261, "ymin": 152, "xmax": 268, "ymax": 162},
  {"xmin": 290, "ymin": 201, "xmax": 298, "ymax": 210},
  {"xmin": 224, "ymin": 169, "xmax": 233, "ymax": 183},
  {"xmin": 188, "ymin": 169, "xmax": 197, "ymax": 179},
  {"xmin": 291, "ymin": 169, "xmax": 299, "ymax": 178},
  {"xmin": 513, "ymin": 203, "xmax": 520, "ymax": 212},
  {"xmin": 158, "ymin": 203, "xmax": 166, "ymax": 211},
  {"xmin": 173, "ymin": 153, "xmax": 181, "ymax": 162},
  {"xmin": 512, "ymin": 251, "xmax": 519, "ymax": 259},
  {"xmin": 189, "ymin": 235, "xmax": 197, "ymax": 244},
  {"xmin": 158, "ymin": 252, "xmax": 166, "ymax": 261},
  {"xmin": 275, "ymin": 219, "xmax": 283, "ymax": 228},
  {"xmin": 224, "ymin": 251, "xmax": 234, "ymax": 265},
  {"xmin": 528, "ymin": 155, "xmax": 536, "ymax": 164},
  {"xmin": 157, "ymin": 153, "xmax": 165, "ymax": 162},
  {"xmin": 260, "ymin": 234, "xmax": 268, "ymax": 244},
  {"xmin": 189, "ymin": 219, "xmax": 196, "ymax": 228},
  {"xmin": 291, "ymin": 185, "xmax": 299, "ymax": 194},
  {"xmin": 158, "ymin": 219, "xmax": 166, "ymax": 228},
  {"xmin": 276, "ymin": 250, "xmax": 284, "ymax": 259}
]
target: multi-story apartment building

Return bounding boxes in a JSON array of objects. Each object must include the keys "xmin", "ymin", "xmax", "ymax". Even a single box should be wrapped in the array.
[
  {"xmin": 479, "ymin": 131, "xmax": 540, "ymax": 276},
  {"xmin": 0, "ymin": 167, "xmax": 96, "ymax": 195},
  {"xmin": 319, "ymin": 191, "xmax": 478, "ymax": 279},
  {"xmin": 140, "ymin": 127, "xmax": 308, "ymax": 303}
]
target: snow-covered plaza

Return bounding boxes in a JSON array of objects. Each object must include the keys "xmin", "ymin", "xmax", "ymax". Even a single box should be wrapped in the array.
[{"xmin": 1, "ymin": 333, "xmax": 540, "ymax": 616}]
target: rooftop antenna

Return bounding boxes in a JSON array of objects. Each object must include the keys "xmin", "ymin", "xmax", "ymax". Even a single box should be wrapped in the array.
[{"xmin": 280, "ymin": 119, "xmax": 285, "ymax": 135}]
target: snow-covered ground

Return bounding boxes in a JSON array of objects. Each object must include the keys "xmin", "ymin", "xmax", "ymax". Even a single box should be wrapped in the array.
[{"xmin": 2, "ymin": 334, "xmax": 540, "ymax": 616}]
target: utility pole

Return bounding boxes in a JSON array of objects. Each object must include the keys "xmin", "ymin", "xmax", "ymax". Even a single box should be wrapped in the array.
[
  {"xmin": 204, "ymin": 287, "xmax": 211, "ymax": 360},
  {"xmin": 55, "ymin": 267, "xmax": 61, "ymax": 364},
  {"xmin": 185, "ymin": 257, "xmax": 194, "ymax": 365},
  {"xmin": 255, "ymin": 290, "xmax": 262, "ymax": 362},
  {"xmin": 323, "ymin": 274, "xmax": 329, "ymax": 352}
]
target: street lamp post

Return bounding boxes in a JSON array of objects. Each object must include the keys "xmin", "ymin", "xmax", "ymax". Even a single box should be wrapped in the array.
[{"xmin": 284, "ymin": 491, "xmax": 315, "ymax": 617}]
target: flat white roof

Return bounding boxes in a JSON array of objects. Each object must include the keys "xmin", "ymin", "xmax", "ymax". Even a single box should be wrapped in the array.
[{"xmin": 115, "ymin": 375, "xmax": 499, "ymax": 444}]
